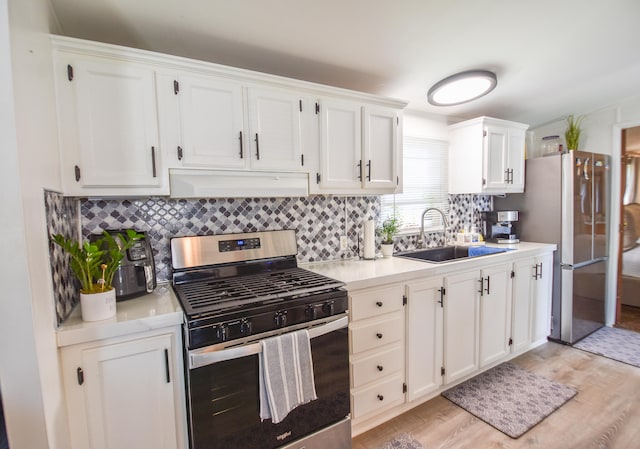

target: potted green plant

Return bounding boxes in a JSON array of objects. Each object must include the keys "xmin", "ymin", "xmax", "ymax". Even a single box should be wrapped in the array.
[
  {"xmin": 565, "ymin": 114, "xmax": 583, "ymax": 151},
  {"xmin": 52, "ymin": 229, "xmax": 143, "ymax": 321},
  {"xmin": 378, "ymin": 216, "xmax": 400, "ymax": 257}
]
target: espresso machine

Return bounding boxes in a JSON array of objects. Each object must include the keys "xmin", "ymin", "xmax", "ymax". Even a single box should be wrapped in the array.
[{"xmin": 481, "ymin": 211, "xmax": 520, "ymax": 243}]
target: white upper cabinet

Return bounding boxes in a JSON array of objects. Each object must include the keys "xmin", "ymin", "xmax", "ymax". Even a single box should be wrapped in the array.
[
  {"xmin": 247, "ymin": 87, "xmax": 304, "ymax": 171},
  {"xmin": 317, "ymin": 98, "xmax": 363, "ymax": 190},
  {"xmin": 51, "ymin": 36, "xmax": 406, "ymax": 197},
  {"xmin": 363, "ymin": 106, "xmax": 398, "ymax": 190},
  {"xmin": 168, "ymin": 79, "xmax": 304, "ymax": 172},
  {"xmin": 448, "ymin": 116, "xmax": 528, "ymax": 194},
  {"xmin": 175, "ymin": 75, "xmax": 245, "ymax": 169},
  {"xmin": 313, "ymin": 100, "xmax": 400, "ymax": 194},
  {"xmin": 54, "ymin": 55, "xmax": 167, "ymax": 196}
]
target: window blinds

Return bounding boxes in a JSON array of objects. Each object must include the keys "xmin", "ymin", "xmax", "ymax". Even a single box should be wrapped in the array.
[{"xmin": 380, "ymin": 137, "xmax": 449, "ymax": 231}]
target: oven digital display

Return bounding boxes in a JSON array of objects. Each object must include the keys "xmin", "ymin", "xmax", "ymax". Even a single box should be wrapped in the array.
[{"xmin": 218, "ymin": 237, "xmax": 261, "ymax": 252}]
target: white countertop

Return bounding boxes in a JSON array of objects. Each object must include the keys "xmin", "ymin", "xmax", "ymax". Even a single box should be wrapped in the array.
[
  {"xmin": 302, "ymin": 242, "xmax": 556, "ymax": 291},
  {"xmin": 57, "ymin": 283, "xmax": 184, "ymax": 347},
  {"xmin": 56, "ymin": 242, "xmax": 556, "ymax": 347}
]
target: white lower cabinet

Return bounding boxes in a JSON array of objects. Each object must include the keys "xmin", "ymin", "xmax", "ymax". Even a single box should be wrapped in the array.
[
  {"xmin": 512, "ymin": 257, "xmax": 536, "ymax": 353},
  {"xmin": 349, "ymin": 284, "xmax": 405, "ymax": 421},
  {"xmin": 511, "ymin": 253, "xmax": 554, "ymax": 353},
  {"xmin": 60, "ymin": 328, "xmax": 187, "ymax": 449},
  {"xmin": 405, "ymin": 277, "xmax": 444, "ymax": 401},
  {"xmin": 531, "ymin": 253, "xmax": 553, "ymax": 343},
  {"xmin": 347, "ymin": 249, "xmax": 554, "ymax": 435},
  {"xmin": 443, "ymin": 269, "xmax": 481, "ymax": 384},
  {"xmin": 478, "ymin": 262, "xmax": 513, "ymax": 367},
  {"xmin": 443, "ymin": 262, "xmax": 513, "ymax": 384}
]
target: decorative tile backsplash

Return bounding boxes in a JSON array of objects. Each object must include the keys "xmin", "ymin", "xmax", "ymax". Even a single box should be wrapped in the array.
[
  {"xmin": 45, "ymin": 190, "xmax": 80, "ymax": 324},
  {"xmin": 47, "ymin": 191, "xmax": 489, "ymax": 325}
]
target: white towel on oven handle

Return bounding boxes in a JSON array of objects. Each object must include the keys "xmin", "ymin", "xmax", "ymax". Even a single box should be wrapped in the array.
[{"xmin": 258, "ymin": 329, "xmax": 318, "ymax": 424}]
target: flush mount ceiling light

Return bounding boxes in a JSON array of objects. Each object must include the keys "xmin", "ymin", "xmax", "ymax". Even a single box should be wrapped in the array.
[{"xmin": 427, "ymin": 70, "xmax": 497, "ymax": 106}]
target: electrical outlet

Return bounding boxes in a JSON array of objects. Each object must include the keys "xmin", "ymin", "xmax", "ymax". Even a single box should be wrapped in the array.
[{"xmin": 340, "ymin": 235, "xmax": 348, "ymax": 251}]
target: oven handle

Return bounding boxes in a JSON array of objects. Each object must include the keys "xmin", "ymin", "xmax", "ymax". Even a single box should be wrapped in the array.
[{"xmin": 189, "ymin": 315, "xmax": 348, "ymax": 369}]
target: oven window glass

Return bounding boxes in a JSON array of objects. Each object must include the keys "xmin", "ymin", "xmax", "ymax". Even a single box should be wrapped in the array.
[{"xmin": 188, "ymin": 329, "xmax": 349, "ymax": 449}]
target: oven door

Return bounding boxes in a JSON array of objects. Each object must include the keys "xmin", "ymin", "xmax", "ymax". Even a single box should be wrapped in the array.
[{"xmin": 186, "ymin": 315, "xmax": 350, "ymax": 449}]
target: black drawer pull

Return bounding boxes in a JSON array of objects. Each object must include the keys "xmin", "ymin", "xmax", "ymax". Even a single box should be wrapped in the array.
[
  {"xmin": 377, "ymin": 365, "xmax": 384, "ymax": 372},
  {"xmin": 376, "ymin": 333, "xmax": 383, "ymax": 339},
  {"xmin": 376, "ymin": 301, "xmax": 383, "ymax": 307},
  {"xmin": 377, "ymin": 394, "xmax": 384, "ymax": 401}
]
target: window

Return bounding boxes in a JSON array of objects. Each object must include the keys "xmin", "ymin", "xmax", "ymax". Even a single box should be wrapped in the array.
[{"xmin": 381, "ymin": 137, "xmax": 449, "ymax": 233}]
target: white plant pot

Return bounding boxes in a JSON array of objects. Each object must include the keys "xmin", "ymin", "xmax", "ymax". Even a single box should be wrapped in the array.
[
  {"xmin": 381, "ymin": 243, "xmax": 394, "ymax": 258},
  {"xmin": 80, "ymin": 289, "xmax": 117, "ymax": 322}
]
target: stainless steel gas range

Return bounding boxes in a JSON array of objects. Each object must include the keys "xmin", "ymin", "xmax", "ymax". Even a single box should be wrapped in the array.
[{"xmin": 170, "ymin": 230, "xmax": 351, "ymax": 449}]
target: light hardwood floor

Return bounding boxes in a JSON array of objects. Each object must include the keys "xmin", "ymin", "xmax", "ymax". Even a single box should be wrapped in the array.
[
  {"xmin": 617, "ymin": 305, "xmax": 640, "ymax": 332},
  {"xmin": 352, "ymin": 342, "xmax": 640, "ymax": 449}
]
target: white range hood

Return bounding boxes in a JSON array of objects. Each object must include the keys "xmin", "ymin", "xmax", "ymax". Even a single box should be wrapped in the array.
[{"xmin": 169, "ymin": 169, "xmax": 309, "ymax": 198}]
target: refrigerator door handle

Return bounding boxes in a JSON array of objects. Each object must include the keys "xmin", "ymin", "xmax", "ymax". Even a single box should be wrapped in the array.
[
  {"xmin": 583, "ymin": 157, "xmax": 590, "ymax": 180},
  {"xmin": 561, "ymin": 257, "xmax": 608, "ymax": 270}
]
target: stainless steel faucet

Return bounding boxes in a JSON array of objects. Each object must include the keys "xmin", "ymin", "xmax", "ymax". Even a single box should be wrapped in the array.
[{"xmin": 417, "ymin": 207, "xmax": 449, "ymax": 248}]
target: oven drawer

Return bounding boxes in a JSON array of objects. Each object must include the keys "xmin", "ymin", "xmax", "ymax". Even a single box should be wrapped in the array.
[
  {"xmin": 350, "ymin": 285, "xmax": 404, "ymax": 321},
  {"xmin": 351, "ymin": 343, "xmax": 403, "ymax": 388},
  {"xmin": 351, "ymin": 373, "xmax": 405, "ymax": 419},
  {"xmin": 349, "ymin": 311, "xmax": 403, "ymax": 355}
]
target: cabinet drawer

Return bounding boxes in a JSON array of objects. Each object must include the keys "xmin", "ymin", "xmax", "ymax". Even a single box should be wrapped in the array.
[
  {"xmin": 350, "ymin": 312, "xmax": 403, "ymax": 354},
  {"xmin": 351, "ymin": 343, "xmax": 403, "ymax": 388},
  {"xmin": 350, "ymin": 285, "xmax": 404, "ymax": 321},
  {"xmin": 351, "ymin": 373, "xmax": 404, "ymax": 419}
]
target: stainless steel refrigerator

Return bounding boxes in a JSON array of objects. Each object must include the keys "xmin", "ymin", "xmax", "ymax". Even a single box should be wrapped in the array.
[{"xmin": 495, "ymin": 151, "xmax": 610, "ymax": 344}]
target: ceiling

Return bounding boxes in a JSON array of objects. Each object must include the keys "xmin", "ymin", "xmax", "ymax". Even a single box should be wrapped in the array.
[{"xmin": 48, "ymin": 0, "xmax": 640, "ymax": 128}]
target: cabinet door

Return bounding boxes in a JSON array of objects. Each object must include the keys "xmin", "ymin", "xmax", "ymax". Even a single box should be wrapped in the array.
[
  {"xmin": 72, "ymin": 59, "xmax": 161, "ymax": 187},
  {"xmin": 81, "ymin": 334, "xmax": 179, "ymax": 449},
  {"xmin": 506, "ymin": 127, "xmax": 526, "ymax": 191},
  {"xmin": 512, "ymin": 257, "xmax": 535, "ymax": 353},
  {"xmin": 247, "ymin": 87, "xmax": 303, "ymax": 171},
  {"xmin": 531, "ymin": 253, "xmax": 553, "ymax": 342},
  {"xmin": 318, "ymin": 99, "xmax": 362, "ymax": 189},
  {"xmin": 479, "ymin": 263, "xmax": 513, "ymax": 367},
  {"xmin": 483, "ymin": 124, "xmax": 509, "ymax": 191},
  {"xmin": 443, "ymin": 270, "xmax": 480, "ymax": 384},
  {"xmin": 363, "ymin": 106, "xmax": 397, "ymax": 190},
  {"xmin": 177, "ymin": 75, "xmax": 246, "ymax": 168},
  {"xmin": 406, "ymin": 277, "xmax": 444, "ymax": 401}
]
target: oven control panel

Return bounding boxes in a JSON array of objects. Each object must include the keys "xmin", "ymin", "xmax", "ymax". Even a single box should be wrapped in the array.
[{"xmin": 218, "ymin": 237, "xmax": 261, "ymax": 252}]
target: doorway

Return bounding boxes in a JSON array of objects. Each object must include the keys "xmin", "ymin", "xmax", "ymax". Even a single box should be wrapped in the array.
[{"xmin": 616, "ymin": 125, "xmax": 640, "ymax": 332}]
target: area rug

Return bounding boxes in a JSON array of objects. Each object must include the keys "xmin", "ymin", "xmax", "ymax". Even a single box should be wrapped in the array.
[
  {"xmin": 441, "ymin": 362, "xmax": 577, "ymax": 438},
  {"xmin": 375, "ymin": 433, "xmax": 424, "ymax": 449},
  {"xmin": 573, "ymin": 326, "xmax": 640, "ymax": 368}
]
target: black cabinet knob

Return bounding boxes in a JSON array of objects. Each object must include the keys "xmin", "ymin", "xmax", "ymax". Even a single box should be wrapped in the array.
[
  {"xmin": 377, "ymin": 365, "xmax": 384, "ymax": 372},
  {"xmin": 376, "ymin": 301, "xmax": 383, "ymax": 307},
  {"xmin": 377, "ymin": 394, "xmax": 384, "ymax": 401},
  {"xmin": 376, "ymin": 333, "xmax": 383, "ymax": 339}
]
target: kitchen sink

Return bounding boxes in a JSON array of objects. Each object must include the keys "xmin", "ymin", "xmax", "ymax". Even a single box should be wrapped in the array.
[{"xmin": 395, "ymin": 245, "xmax": 509, "ymax": 263}]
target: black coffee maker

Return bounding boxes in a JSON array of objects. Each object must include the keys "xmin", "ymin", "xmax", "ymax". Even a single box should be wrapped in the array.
[
  {"xmin": 93, "ymin": 230, "xmax": 156, "ymax": 301},
  {"xmin": 481, "ymin": 211, "xmax": 520, "ymax": 243}
]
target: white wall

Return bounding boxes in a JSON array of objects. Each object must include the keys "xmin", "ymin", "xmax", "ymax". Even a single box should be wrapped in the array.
[
  {"xmin": 0, "ymin": 0, "xmax": 68, "ymax": 448},
  {"xmin": 403, "ymin": 109, "xmax": 450, "ymax": 140},
  {"xmin": 0, "ymin": 2, "xmax": 49, "ymax": 448},
  {"xmin": 530, "ymin": 95, "xmax": 640, "ymax": 328}
]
